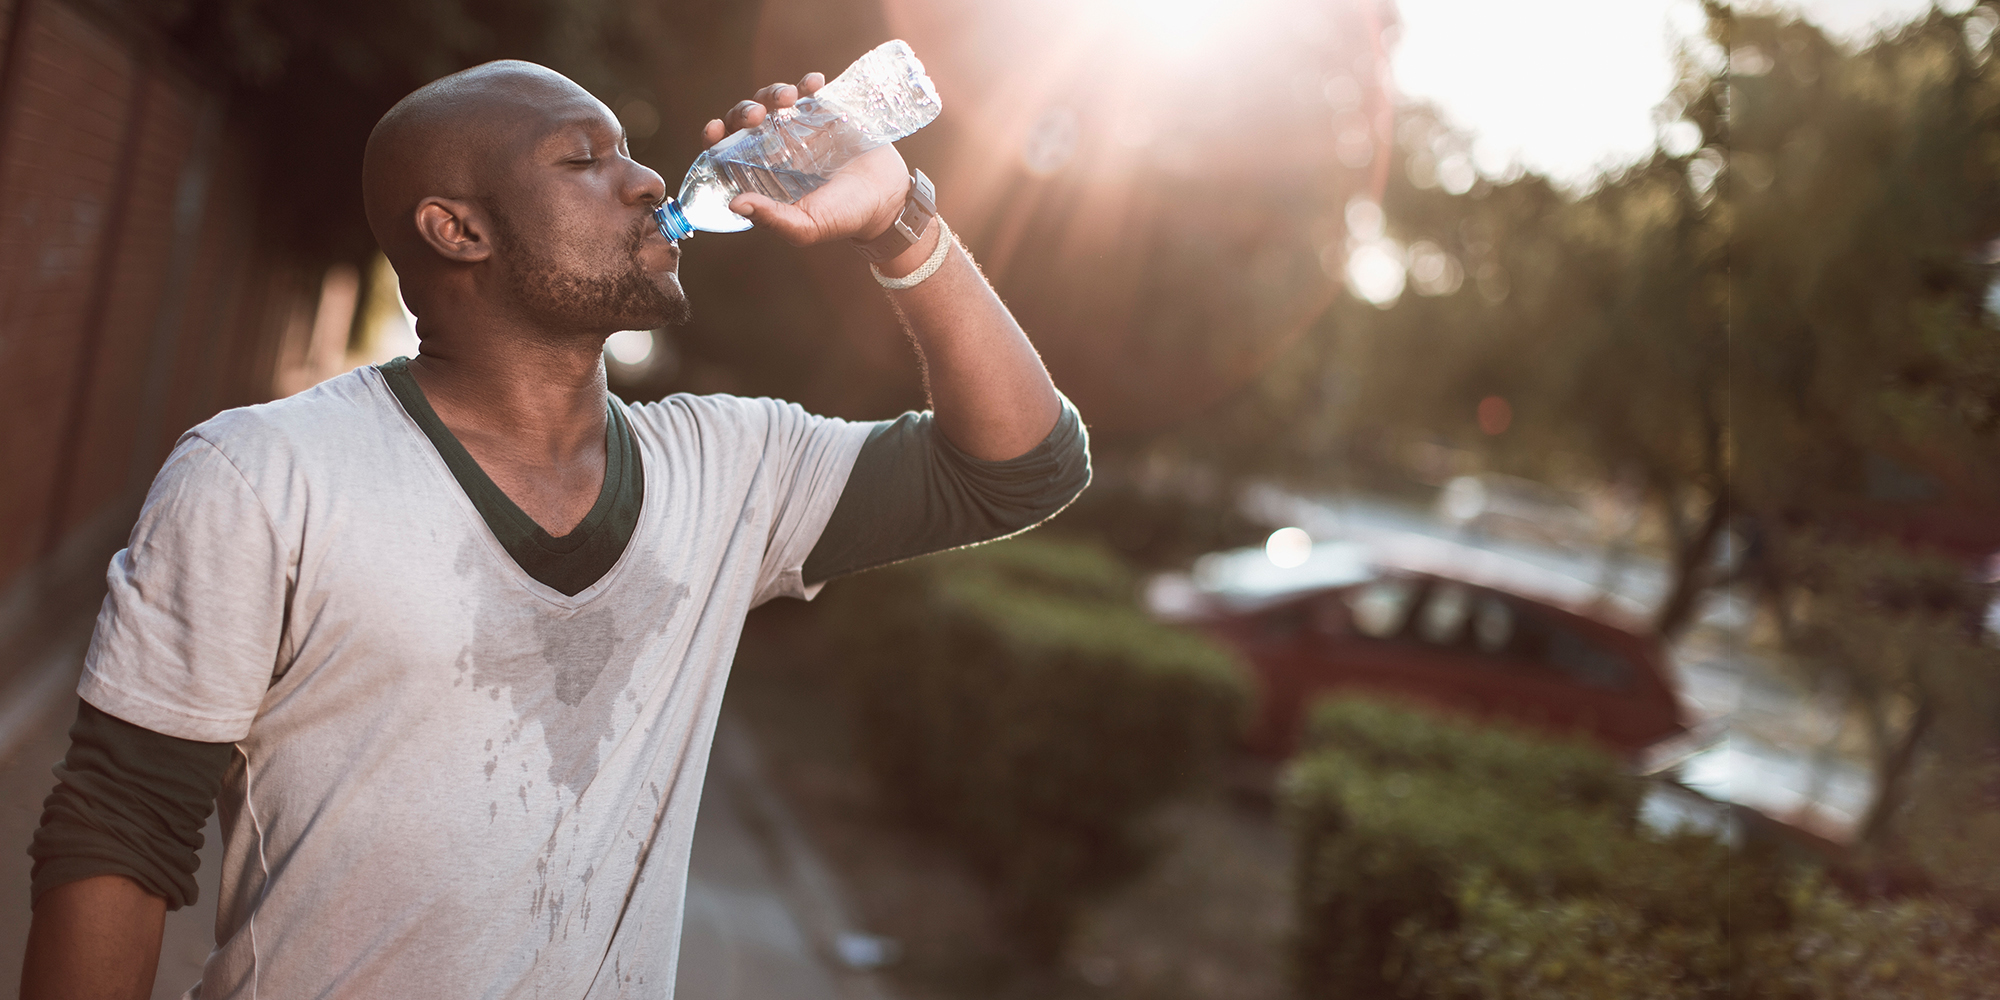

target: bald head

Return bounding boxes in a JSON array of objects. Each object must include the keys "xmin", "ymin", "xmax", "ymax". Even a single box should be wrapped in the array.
[
  {"xmin": 360, "ymin": 61, "xmax": 681, "ymax": 340},
  {"xmin": 362, "ymin": 61, "xmax": 602, "ymax": 279}
]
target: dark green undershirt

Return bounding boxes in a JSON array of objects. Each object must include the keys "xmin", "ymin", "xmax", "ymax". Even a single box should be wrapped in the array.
[
  {"xmin": 28, "ymin": 702, "xmax": 232, "ymax": 910},
  {"xmin": 379, "ymin": 358, "xmax": 640, "ymax": 597}
]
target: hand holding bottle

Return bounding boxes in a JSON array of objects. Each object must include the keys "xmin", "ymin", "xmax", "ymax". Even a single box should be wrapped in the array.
[
  {"xmin": 697, "ymin": 74, "xmax": 914, "ymax": 248},
  {"xmin": 656, "ymin": 40, "xmax": 942, "ymax": 243}
]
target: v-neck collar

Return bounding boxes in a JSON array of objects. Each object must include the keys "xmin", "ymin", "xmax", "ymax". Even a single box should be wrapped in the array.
[{"xmin": 377, "ymin": 357, "xmax": 644, "ymax": 596}]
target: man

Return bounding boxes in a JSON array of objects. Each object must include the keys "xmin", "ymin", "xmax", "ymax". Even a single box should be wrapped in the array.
[{"xmin": 21, "ymin": 58, "xmax": 1086, "ymax": 999}]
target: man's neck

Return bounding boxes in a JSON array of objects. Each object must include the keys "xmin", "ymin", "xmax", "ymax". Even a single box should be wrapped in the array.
[{"xmin": 405, "ymin": 331, "xmax": 612, "ymax": 536}]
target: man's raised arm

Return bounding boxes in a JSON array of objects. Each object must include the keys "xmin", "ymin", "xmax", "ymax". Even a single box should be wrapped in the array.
[{"xmin": 701, "ymin": 77, "xmax": 1065, "ymax": 462}]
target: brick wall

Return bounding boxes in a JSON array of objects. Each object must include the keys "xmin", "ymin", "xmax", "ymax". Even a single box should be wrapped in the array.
[{"xmin": 0, "ymin": 0, "xmax": 320, "ymax": 642}]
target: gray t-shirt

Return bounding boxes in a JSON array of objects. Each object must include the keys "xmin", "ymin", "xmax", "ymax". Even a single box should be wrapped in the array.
[{"xmin": 77, "ymin": 366, "xmax": 870, "ymax": 999}]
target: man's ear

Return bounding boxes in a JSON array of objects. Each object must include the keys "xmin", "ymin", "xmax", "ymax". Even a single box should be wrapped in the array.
[{"xmin": 414, "ymin": 197, "xmax": 493, "ymax": 263}]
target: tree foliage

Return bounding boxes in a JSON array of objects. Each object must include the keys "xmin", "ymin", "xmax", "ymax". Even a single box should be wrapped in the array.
[
  {"xmin": 1191, "ymin": 3, "xmax": 2000, "ymax": 853},
  {"xmin": 1206, "ymin": 3, "xmax": 2000, "ymax": 616}
]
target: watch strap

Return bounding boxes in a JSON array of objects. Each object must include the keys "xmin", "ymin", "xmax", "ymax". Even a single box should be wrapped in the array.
[{"xmin": 850, "ymin": 169, "xmax": 937, "ymax": 263}]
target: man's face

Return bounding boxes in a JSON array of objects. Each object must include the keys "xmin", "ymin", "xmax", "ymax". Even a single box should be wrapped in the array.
[{"xmin": 485, "ymin": 86, "xmax": 688, "ymax": 335}]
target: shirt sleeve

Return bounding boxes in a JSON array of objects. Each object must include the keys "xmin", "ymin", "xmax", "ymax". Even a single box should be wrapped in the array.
[
  {"xmin": 801, "ymin": 393, "xmax": 1091, "ymax": 586},
  {"xmin": 729, "ymin": 397, "xmax": 875, "ymax": 607},
  {"xmin": 27, "ymin": 700, "xmax": 233, "ymax": 910},
  {"xmin": 76, "ymin": 431, "xmax": 294, "ymax": 743}
]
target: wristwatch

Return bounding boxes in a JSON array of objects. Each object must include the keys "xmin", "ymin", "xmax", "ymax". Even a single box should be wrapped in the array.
[{"xmin": 849, "ymin": 169, "xmax": 938, "ymax": 263}]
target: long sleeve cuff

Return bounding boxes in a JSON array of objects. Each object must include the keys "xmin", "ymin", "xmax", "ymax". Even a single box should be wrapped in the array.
[{"xmin": 28, "ymin": 699, "xmax": 232, "ymax": 910}]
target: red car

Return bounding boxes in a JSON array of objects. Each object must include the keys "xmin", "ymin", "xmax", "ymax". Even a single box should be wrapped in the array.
[{"xmin": 1150, "ymin": 538, "xmax": 1688, "ymax": 759}]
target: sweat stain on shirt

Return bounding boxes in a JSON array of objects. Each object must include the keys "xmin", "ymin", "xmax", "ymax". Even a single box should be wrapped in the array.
[{"xmin": 466, "ymin": 560, "xmax": 692, "ymax": 797}]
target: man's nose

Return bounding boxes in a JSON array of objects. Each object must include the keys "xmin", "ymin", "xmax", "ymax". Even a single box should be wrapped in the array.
[{"xmin": 628, "ymin": 160, "xmax": 668, "ymax": 206}]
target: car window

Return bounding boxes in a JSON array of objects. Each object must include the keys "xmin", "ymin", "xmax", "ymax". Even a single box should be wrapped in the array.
[
  {"xmin": 1469, "ymin": 601, "xmax": 1634, "ymax": 691},
  {"xmin": 1418, "ymin": 583, "xmax": 1471, "ymax": 644},
  {"xmin": 1349, "ymin": 579, "xmax": 1416, "ymax": 639},
  {"xmin": 1473, "ymin": 596, "xmax": 1515, "ymax": 653},
  {"xmin": 1546, "ymin": 626, "xmax": 1634, "ymax": 690}
]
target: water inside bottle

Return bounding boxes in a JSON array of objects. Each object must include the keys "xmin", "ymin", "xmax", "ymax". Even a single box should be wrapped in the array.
[
  {"xmin": 716, "ymin": 159, "xmax": 829, "ymax": 204},
  {"xmin": 666, "ymin": 157, "xmax": 832, "ymax": 236},
  {"xmin": 671, "ymin": 160, "xmax": 749, "ymax": 235}
]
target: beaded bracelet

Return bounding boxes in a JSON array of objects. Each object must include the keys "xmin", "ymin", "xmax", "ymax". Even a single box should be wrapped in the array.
[{"xmin": 870, "ymin": 219, "xmax": 953, "ymax": 291}]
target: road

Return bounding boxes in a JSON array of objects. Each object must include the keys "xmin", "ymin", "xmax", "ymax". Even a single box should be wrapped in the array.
[{"xmin": 0, "ymin": 609, "xmax": 892, "ymax": 1000}]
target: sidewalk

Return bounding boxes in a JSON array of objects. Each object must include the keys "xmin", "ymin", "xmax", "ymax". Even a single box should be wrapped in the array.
[
  {"xmin": 0, "ymin": 610, "xmax": 891, "ymax": 1000},
  {"xmin": 678, "ymin": 713, "xmax": 896, "ymax": 1000}
]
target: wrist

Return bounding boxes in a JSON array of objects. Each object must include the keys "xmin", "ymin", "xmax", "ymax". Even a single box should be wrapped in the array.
[
  {"xmin": 849, "ymin": 169, "xmax": 937, "ymax": 264},
  {"xmin": 873, "ymin": 218, "xmax": 944, "ymax": 280},
  {"xmin": 870, "ymin": 218, "xmax": 954, "ymax": 291},
  {"xmin": 854, "ymin": 197, "xmax": 904, "ymax": 244}
]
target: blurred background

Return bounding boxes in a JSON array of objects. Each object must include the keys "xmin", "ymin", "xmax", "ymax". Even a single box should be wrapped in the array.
[{"xmin": 2, "ymin": 0, "xmax": 1999, "ymax": 996}]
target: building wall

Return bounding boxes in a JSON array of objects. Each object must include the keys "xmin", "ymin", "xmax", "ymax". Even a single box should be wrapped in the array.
[{"xmin": 0, "ymin": 0, "xmax": 321, "ymax": 643}]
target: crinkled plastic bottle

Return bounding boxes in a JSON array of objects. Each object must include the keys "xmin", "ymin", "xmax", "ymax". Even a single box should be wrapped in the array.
[{"xmin": 654, "ymin": 39, "xmax": 942, "ymax": 240}]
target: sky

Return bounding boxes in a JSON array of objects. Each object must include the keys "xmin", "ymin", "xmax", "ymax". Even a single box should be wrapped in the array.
[{"xmin": 1391, "ymin": 0, "xmax": 1971, "ymax": 185}]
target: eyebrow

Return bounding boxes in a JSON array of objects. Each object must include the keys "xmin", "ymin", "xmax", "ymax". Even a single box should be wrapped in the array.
[{"xmin": 542, "ymin": 115, "xmax": 627, "ymax": 148}]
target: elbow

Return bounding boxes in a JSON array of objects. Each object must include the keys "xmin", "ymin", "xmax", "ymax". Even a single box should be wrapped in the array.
[
  {"xmin": 1018, "ymin": 410, "xmax": 1092, "ymax": 528},
  {"xmin": 1049, "ymin": 436, "xmax": 1092, "ymax": 515}
]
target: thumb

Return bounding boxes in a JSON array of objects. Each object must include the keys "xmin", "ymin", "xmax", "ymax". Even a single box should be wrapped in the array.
[{"xmin": 728, "ymin": 194, "xmax": 821, "ymax": 246}]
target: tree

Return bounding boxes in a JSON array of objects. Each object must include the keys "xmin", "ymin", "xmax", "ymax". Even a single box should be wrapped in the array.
[{"xmin": 1185, "ymin": 3, "xmax": 2000, "ymax": 847}]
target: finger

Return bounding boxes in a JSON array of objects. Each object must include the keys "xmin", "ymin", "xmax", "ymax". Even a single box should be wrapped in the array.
[
  {"xmin": 723, "ymin": 100, "xmax": 767, "ymax": 133},
  {"xmin": 753, "ymin": 81, "xmax": 797, "ymax": 109},
  {"xmin": 727, "ymin": 193, "xmax": 822, "ymax": 247},
  {"xmin": 797, "ymin": 72, "xmax": 825, "ymax": 97},
  {"xmin": 701, "ymin": 118, "xmax": 725, "ymax": 146}
]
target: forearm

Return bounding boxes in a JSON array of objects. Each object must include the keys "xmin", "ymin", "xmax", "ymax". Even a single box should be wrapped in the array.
[
  {"xmin": 708, "ymin": 79, "xmax": 1061, "ymax": 458},
  {"xmin": 20, "ymin": 875, "xmax": 165, "ymax": 1000},
  {"xmin": 878, "ymin": 221, "xmax": 1061, "ymax": 461}
]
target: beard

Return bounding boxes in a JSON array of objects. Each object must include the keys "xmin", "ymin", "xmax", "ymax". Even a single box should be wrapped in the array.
[{"xmin": 490, "ymin": 205, "xmax": 691, "ymax": 334}]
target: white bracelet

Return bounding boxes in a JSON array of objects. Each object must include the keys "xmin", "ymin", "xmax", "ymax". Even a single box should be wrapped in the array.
[{"xmin": 870, "ymin": 219, "xmax": 953, "ymax": 291}]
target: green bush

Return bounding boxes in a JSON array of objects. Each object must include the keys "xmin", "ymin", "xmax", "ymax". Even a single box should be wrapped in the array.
[
  {"xmin": 1393, "ymin": 869, "xmax": 1731, "ymax": 1000},
  {"xmin": 1301, "ymin": 697, "xmax": 1641, "ymax": 816},
  {"xmin": 1285, "ymin": 696, "xmax": 2000, "ymax": 999},
  {"xmin": 823, "ymin": 536, "xmax": 1250, "ymax": 958},
  {"xmin": 1285, "ymin": 696, "xmax": 1786, "ymax": 999},
  {"xmin": 1748, "ymin": 872, "xmax": 2000, "ymax": 1000},
  {"xmin": 1398, "ymin": 868, "xmax": 2000, "ymax": 1000}
]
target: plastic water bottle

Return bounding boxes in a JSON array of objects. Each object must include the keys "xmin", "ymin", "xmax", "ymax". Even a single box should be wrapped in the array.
[{"xmin": 654, "ymin": 40, "xmax": 943, "ymax": 240}]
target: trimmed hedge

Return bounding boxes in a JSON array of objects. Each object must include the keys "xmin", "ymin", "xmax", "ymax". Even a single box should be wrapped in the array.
[
  {"xmin": 1285, "ymin": 696, "xmax": 2000, "ymax": 999},
  {"xmin": 1394, "ymin": 869, "xmax": 1732, "ymax": 1000},
  {"xmin": 1393, "ymin": 868, "xmax": 2000, "ymax": 1000},
  {"xmin": 1286, "ymin": 697, "xmax": 1781, "ymax": 999},
  {"xmin": 823, "ymin": 537, "xmax": 1250, "ymax": 958},
  {"xmin": 1301, "ymin": 697, "xmax": 1641, "ymax": 816},
  {"xmin": 1751, "ymin": 873, "xmax": 2000, "ymax": 1000}
]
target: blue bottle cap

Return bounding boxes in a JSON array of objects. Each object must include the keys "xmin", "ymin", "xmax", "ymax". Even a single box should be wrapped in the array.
[{"xmin": 654, "ymin": 199, "xmax": 695, "ymax": 241}]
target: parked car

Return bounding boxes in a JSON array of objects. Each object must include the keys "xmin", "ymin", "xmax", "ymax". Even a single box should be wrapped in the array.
[{"xmin": 1148, "ymin": 537, "xmax": 1687, "ymax": 758}]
